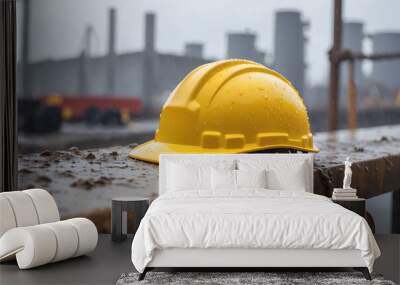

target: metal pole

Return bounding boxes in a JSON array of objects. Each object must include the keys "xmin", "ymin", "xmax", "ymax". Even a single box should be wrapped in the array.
[
  {"xmin": 343, "ymin": 51, "xmax": 400, "ymax": 61},
  {"xmin": 0, "ymin": 0, "xmax": 18, "ymax": 191},
  {"xmin": 328, "ymin": 0, "xmax": 342, "ymax": 131},
  {"xmin": 347, "ymin": 60, "xmax": 357, "ymax": 129}
]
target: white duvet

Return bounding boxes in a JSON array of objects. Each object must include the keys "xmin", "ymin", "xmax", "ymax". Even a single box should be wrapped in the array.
[{"xmin": 131, "ymin": 190, "xmax": 380, "ymax": 273}]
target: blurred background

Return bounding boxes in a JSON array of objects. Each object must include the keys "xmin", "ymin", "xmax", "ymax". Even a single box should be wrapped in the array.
[
  {"xmin": 16, "ymin": 0, "xmax": 400, "ymax": 153},
  {"xmin": 15, "ymin": 0, "xmax": 400, "ymax": 236}
]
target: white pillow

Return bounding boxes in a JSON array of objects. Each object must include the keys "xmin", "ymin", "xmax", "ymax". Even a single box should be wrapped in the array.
[
  {"xmin": 167, "ymin": 163, "xmax": 211, "ymax": 191},
  {"xmin": 236, "ymin": 169, "xmax": 267, "ymax": 189},
  {"xmin": 211, "ymin": 168, "xmax": 236, "ymax": 190},
  {"xmin": 238, "ymin": 157, "xmax": 310, "ymax": 192},
  {"xmin": 166, "ymin": 160, "xmax": 237, "ymax": 192},
  {"xmin": 266, "ymin": 167, "xmax": 307, "ymax": 192}
]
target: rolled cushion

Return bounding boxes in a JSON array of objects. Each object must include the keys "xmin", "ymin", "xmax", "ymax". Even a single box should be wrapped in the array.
[
  {"xmin": 42, "ymin": 221, "xmax": 79, "ymax": 262},
  {"xmin": 0, "ymin": 189, "xmax": 60, "ymax": 239},
  {"xmin": 66, "ymin": 218, "xmax": 98, "ymax": 257},
  {"xmin": 0, "ymin": 218, "xmax": 98, "ymax": 269},
  {"xmin": 23, "ymin": 189, "xmax": 60, "ymax": 223},
  {"xmin": 0, "ymin": 226, "xmax": 57, "ymax": 268},
  {"xmin": 0, "ymin": 196, "xmax": 17, "ymax": 237},
  {"xmin": 0, "ymin": 192, "xmax": 39, "ymax": 227}
]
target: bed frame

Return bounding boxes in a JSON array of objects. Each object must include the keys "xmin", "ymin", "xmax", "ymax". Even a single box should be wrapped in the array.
[
  {"xmin": 141, "ymin": 248, "xmax": 370, "ymax": 280},
  {"xmin": 139, "ymin": 154, "xmax": 371, "ymax": 280}
]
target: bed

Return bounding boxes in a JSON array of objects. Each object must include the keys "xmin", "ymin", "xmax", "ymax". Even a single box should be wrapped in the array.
[{"xmin": 131, "ymin": 154, "xmax": 380, "ymax": 280}]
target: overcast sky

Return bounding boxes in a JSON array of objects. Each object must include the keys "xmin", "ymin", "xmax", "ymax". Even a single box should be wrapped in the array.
[{"xmin": 20, "ymin": 0, "xmax": 400, "ymax": 85}]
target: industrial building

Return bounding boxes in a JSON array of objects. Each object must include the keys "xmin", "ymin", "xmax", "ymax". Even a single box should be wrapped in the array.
[
  {"xmin": 339, "ymin": 21, "xmax": 365, "ymax": 109},
  {"xmin": 21, "ymin": 7, "xmax": 400, "ymax": 114},
  {"xmin": 184, "ymin": 43, "xmax": 204, "ymax": 59},
  {"xmin": 371, "ymin": 32, "xmax": 400, "ymax": 90},
  {"xmin": 273, "ymin": 10, "xmax": 307, "ymax": 95},
  {"xmin": 226, "ymin": 31, "xmax": 265, "ymax": 64},
  {"xmin": 341, "ymin": 22, "xmax": 365, "ymax": 87},
  {"xmin": 23, "ymin": 11, "xmax": 209, "ymax": 112},
  {"xmin": 23, "ymin": 9, "xmax": 310, "ymax": 108}
]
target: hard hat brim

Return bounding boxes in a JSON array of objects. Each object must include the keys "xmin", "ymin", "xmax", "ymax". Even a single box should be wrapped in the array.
[{"xmin": 129, "ymin": 140, "xmax": 319, "ymax": 164}]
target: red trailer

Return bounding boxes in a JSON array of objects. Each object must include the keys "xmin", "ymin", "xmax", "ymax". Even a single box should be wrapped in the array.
[{"xmin": 42, "ymin": 94, "xmax": 143, "ymax": 125}]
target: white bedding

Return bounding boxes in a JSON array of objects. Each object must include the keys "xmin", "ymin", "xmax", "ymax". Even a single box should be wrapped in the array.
[{"xmin": 131, "ymin": 190, "xmax": 380, "ymax": 273}]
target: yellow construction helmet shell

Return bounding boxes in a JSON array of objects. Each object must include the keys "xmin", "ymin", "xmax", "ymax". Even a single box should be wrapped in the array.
[{"xmin": 129, "ymin": 59, "xmax": 318, "ymax": 163}]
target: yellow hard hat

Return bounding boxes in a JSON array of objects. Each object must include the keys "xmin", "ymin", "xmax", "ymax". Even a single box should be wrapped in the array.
[{"xmin": 129, "ymin": 59, "xmax": 318, "ymax": 163}]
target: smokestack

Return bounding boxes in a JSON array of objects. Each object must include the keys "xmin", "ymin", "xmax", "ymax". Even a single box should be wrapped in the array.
[
  {"xmin": 225, "ymin": 32, "xmax": 264, "ymax": 64},
  {"xmin": 227, "ymin": 32, "xmax": 256, "ymax": 59},
  {"xmin": 107, "ymin": 8, "xmax": 116, "ymax": 95},
  {"xmin": 273, "ymin": 10, "xmax": 306, "ymax": 95},
  {"xmin": 78, "ymin": 25, "xmax": 93, "ymax": 95},
  {"xmin": 83, "ymin": 25, "xmax": 94, "ymax": 56},
  {"xmin": 108, "ymin": 8, "xmax": 116, "ymax": 56},
  {"xmin": 145, "ymin": 13, "xmax": 155, "ymax": 53},
  {"xmin": 142, "ymin": 12, "xmax": 156, "ymax": 113},
  {"xmin": 371, "ymin": 32, "xmax": 400, "ymax": 90},
  {"xmin": 78, "ymin": 51, "xmax": 88, "ymax": 95}
]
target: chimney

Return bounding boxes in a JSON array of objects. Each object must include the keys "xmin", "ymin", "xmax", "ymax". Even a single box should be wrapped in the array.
[
  {"xmin": 142, "ymin": 12, "xmax": 156, "ymax": 113},
  {"xmin": 78, "ymin": 25, "xmax": 93, "ymax": 95},
  {"xmin": 144, "ymin": 13, "xmax": 155, "ymax": 53},
  {"xmin": 108, "ymin": 8, "xmax": 116, "ymax": 56},
  {"xmin": 107, "ymin": 8, "xmax": 116, "ymax": 94}
]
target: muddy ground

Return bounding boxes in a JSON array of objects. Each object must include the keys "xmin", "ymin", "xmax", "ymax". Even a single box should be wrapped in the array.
[{"xmin": 18, "ymin": 125, "xmax": 400, "ymax": 232}]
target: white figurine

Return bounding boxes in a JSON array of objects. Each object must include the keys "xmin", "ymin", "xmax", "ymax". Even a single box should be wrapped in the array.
[{"xmin": 343, "ymin": 157, "xmax": 352, "ymax": 189}]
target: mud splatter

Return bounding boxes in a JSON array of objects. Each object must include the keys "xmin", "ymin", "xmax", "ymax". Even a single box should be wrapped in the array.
[
  {"xmin": 69, "ymin": 146, "xmax": 81, "ymax": 155},
  {"xmin": 16, "ymin": 125, "xmax": 400, "ymax": 227},
  {"xmin": 71, "ymin": 176, "xmax": 113, "ymax": 190},
  {"xmin": 18, "ymin": 168, "xmax": 33, "ymax": 174},
  {"xmin": 58, "ymin": 170, "xmax": 75, "ymax": 178},
  {"xmin": 35, "ymin": 175, "xmax": 52, "ymax": 185},
  {"xmin": 85, "ymin": 153, "xmax": 96, "ymax": 160},
  {"xmin": 40, "ymin": 150, "xmax": 52, "ymax": 157}
]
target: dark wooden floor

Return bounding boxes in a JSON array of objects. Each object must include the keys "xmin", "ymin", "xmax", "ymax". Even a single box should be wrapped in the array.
[
  {"xmin": 0, "ymin": 234, "xmax": 134, "ymax": 285},
  {"xmin": 0, "ymin": 234, "xmax": 398, "ymax": 285}
]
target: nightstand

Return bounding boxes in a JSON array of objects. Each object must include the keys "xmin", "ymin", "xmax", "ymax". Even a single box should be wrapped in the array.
[
  {"xmin": 332, "ymin": 198, "xmax": 366, "ymax": 218},
  {"xmin": 111, "ymin": 197, "xmax": 149, "ymax": 242}
]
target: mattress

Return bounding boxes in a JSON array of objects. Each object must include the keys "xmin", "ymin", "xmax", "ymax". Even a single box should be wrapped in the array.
[{"xmin": 131, "ymin": 190, "xmax": 380, "ymax": 273}]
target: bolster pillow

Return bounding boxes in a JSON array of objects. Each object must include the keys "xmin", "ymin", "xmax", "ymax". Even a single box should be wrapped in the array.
[
  {"xmin": 0, "ymin": 218, "xmax": 98, "ymax": 269},
  {"xmin": 0, "ymin": 189, "xmax": 60, "ymax": 237}
]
